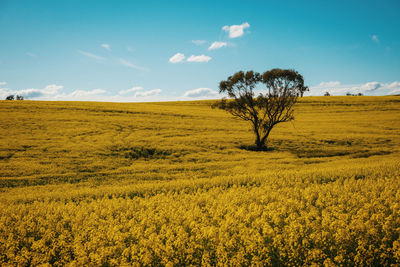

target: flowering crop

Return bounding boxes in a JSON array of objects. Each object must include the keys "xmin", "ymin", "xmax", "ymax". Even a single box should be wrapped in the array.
[{"xmin": 0, "ymin": 97, "xmax": 399, "ymax": 265}]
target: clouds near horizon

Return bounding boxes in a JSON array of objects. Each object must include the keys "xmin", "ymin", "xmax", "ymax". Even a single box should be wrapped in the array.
[
  {"xmin": 2, "ymin": 80, "xmax": 400, "ymax": 103},
  {"xmin": 0, "ymin": 84, "xmax": 163, "ymax": 101},
  {"xmin": 309, "ymin": 81, "xmax": 400, "ymax": 96},
  {"xmin": 183, "ymin": 88, "xmax": 218, "ymax": 98}
]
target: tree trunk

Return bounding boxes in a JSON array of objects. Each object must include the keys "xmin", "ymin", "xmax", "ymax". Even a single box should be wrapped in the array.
[
  {"xmin": 255, "ymin": 138, "xmax": 264, "ymax": 150},
  {"xmin": 258, "ymin": 128, "xmax": 272, "ymax": 150},
  {"xmin": 254, "ymin": 125, "xmax": 265, "ymax": 150},
  {"xmin": 255, "ymin": 131, "xmax": 267, "ymax": 150}
]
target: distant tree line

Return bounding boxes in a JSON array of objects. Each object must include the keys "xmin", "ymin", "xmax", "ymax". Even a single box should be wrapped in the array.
[
  {"xmin": 346, "ymin": 92, "xmax": 363, "ymax": 96},
  {"xmin": 5, "ymin": 95, "xmax": 24, "ymax": 100},
  {"xmin": 323, "ymin": 92, "xmax": 364, "ymax": 96}
]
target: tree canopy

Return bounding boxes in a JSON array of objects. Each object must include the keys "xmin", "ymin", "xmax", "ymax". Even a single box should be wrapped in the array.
[{"xmin": 213, "ymin": 69, "xmax": 308, "ymax": 150}]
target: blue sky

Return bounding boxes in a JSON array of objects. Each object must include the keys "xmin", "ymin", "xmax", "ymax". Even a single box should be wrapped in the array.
[{"xmin": 1, "ymin": 0, "xmax": 400, "ymax": 101}]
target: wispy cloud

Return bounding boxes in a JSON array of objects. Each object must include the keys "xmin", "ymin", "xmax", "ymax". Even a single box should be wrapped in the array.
[
  {"xmin": 134, "ymin": 88, "xmax": 161, "ymax": 97},
  {"xmin": 78, "ymin": 50, "xmax": 105, "ymax": 60},
  {"xmin": 169, "ymin": 53, "xmax": 185, "ymax": 63},
  {"xmin": 27, "ymin": 52, "xmax": 38, "ymax": 58},
  {"xmin": 183, "ymin": 88, "xmax": 218, "ymax": 98},
  {"xmin": 187, "ymin": 55, "xmax": 212, "ymax": 62},
  {"xmin": 222, "ymin": 22, "xmax": 250, "ymax": 38},
  {"xmin": 208, "ymin": 41, "xmax": 227, "ymax": 50},
  {"xmin": 101, "ymin": 43, "xmax": 111, "ymax": 50},
  {"xmin": 192, "ymin": 40, "xmax": 207, "ymax": 46},
  {"xmin": 0, "ymin": 82, "xmax": 7, "ymax": 86},
  {"xmin": 119, "ymin": 58, "xmax": 149, "ymax": 72},
  {"xmin": 371, "ymin": 35, "xmax": 379, "ymax": 43}
]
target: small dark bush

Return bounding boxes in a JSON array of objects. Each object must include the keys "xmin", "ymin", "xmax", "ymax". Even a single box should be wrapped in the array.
[{"xmin": 124, "ymin": 147, "xmax": 171, "ymax": 159}]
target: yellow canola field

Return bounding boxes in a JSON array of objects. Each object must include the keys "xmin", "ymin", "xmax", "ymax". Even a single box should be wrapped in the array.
[{"xmin": 0, "ymin": 96, "xmax": 399, "ymax": 266}]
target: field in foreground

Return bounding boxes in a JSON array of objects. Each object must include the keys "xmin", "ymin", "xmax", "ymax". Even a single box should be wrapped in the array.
[{"xmin": 1, "ymin": 96, "xmax": 400, "ymax": 266}]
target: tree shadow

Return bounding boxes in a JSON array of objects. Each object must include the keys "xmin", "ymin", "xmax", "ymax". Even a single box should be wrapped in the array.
[{"xmin": 239, "ymin": 144, "xmax": 276, "ymax": 152}]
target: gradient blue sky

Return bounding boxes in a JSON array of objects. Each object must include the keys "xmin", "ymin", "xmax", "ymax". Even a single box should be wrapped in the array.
[{"xmin": 1, "ymin": 0, "xmax": 400, "ymax": 101}]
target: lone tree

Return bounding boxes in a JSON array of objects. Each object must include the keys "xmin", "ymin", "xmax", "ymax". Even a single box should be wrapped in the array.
[{"xmin": 213, "ymin": 69, "xmax": 308, "ymax": 150}]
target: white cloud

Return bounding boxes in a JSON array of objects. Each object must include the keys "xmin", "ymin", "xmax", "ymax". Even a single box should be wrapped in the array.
[
  {"xmin": 0, "ymin": 84, "xmax": 63, "ymax": 99},
  {"xmin": 385, "ymin": 81, "xmax": 400, "ymax": 89},
  {"xmin": 78, "ymin": 50, "xmax": 105, "ymax": 60},
  {"xmin": 389, "ymin": 88, "xmax": 400, "ymax": 95},
  {"xmin": 119, "ymin": 58, "xmax": 149, "ymax": 72},
  {"xmin": 169, "ymin": 53, "xmax": 185, "ymax": 63},
  {"xmin": 116, "ymin": 86, "xmax": 162, "ymax": 98},
  {"xmin": 358, "ymin": 82, "xmax": 381, "ymax": 92},
  {"xmin": 192, "ymin": 40, "xmax": 207, "ymax": 46},
  {"xmin": 69, "ymin": 89, "xmax": 106, "ymax": 97},
  {"xmin": 371, "ymin": 35, "xmax": 379, "ymax": 43},
  {"xmin": 187, "ymin": 55, "xmax": 212, "ymax": 62},
  {"xmin": 222, "ymin": 22, "xmax": 250, "ymax": 38},
  {"xmin": 0, "ymin": 83, "xmax": 167, "ymax": 102},
  {"xmin": 60, "ymin": 87, "xmax": 161, "ymax": 100},
  {"xmin": 27, "ymin": 52, "xmax": 38, "ymax": 58},
  {"xmin": 51, "ymin": 87, "xmax": 161, "ymax": 101},
  {"xmin": 0, "ymin": 82, "xmax": 11, "ymax": 99},
  {"xmin": 134, "ymin": 88, "xmax": 162, "ymax": 97},
  {"xmin": 101, "ymin": 43, "xmax": 111, "ymax": 50},
  {"xmin": 119, "ymin": 86, "xmax": 144, "ymax": 95},
  {"xmin": 208, "ymin": 41, "xmax": 227, "ymax": 50},
  {"xmin": 18, "ymin": 84, "xmax": 63, "ymax": 98},
  {"xmin": 183, "ymin": 88, "xmax": 219, "ymax": 98},
  {"xmin": 0, "ymin": 84, "xmax": 105, "ymax": 101},
  {"xmin": 0, "ymin": 88, "xmax": 11, "ymax": 99},
  {"xmin": 309, "ymin": 81, "xmax": 400, "ymax": 96}
]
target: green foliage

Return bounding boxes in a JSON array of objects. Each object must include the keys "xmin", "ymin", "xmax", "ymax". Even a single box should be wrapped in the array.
[{"xmin": 214, "ymin": 69, "xmax": 308, "ymax": 150}]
